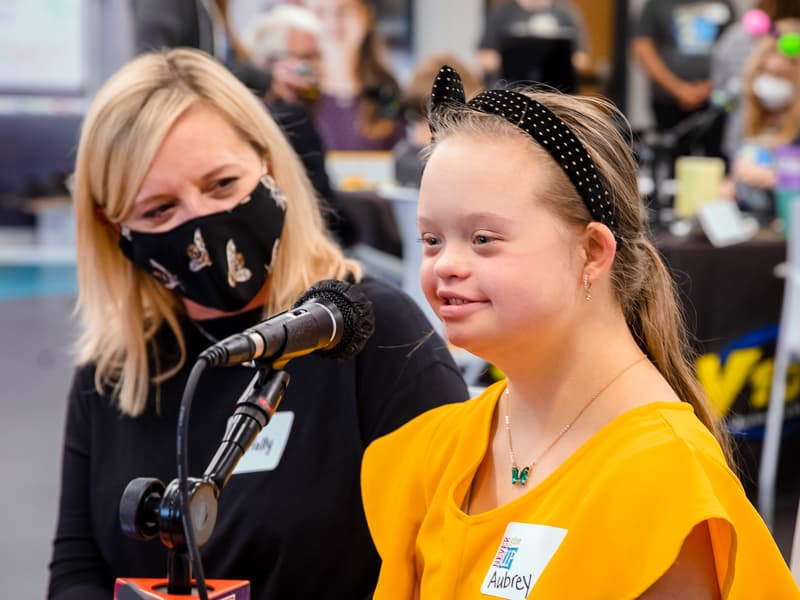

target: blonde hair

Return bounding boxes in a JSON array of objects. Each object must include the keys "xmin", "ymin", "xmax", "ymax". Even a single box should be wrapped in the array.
[
  {"xmin": 742, "ymin": 32, "xmax": 800, "ymax": 145},
  {"xmin": 427, "ymin": 90, "xmax": 733, "ymax": 464},
  {"xmin": 73, "ymin": 48, "xmax": 361, "ymax": 416}
]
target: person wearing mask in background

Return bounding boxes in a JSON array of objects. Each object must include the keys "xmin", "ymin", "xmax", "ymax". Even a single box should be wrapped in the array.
[
  {"xmin": 47, "ymin": 48, "xmax": 468, "ymax": 599},
  {"xmin": 633, "ymin": 0, "xmax": 736, "ymax": 165},
  {"xmin": 727, "ymin": 28, "xmax": 800, "ymax": 222},
  {"xmin": 477, "ymin": 0, "xmax": 592, "ymax": 87},
  {"xmin": 711, "ymin": 1, "xmax": 800, "ymax": 162},
  {"xmin": 361, "ymin": 64, "xmax": 800, "ymax": 599},
  {"xmin": 304, "ymin": 0, "xmax": 405, "ymax": 152}
]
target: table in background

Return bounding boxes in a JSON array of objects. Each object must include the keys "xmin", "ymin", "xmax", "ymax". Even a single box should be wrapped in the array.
[
  {"xmin": 657, "ymin": 230, "xmax": 800, "ymax": 500},
  {"xmin": 657, "ymin": 231, "xmax": 786, "ymax": 363}
]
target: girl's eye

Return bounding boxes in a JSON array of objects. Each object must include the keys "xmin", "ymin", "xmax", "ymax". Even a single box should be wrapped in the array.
[
  {"xmin": 419, "ymin": 234, "xmax": 440, "ymax": 247},
  {"xmin": 473, "ymin": 234, "xmax": 492, "ymax": 245}
]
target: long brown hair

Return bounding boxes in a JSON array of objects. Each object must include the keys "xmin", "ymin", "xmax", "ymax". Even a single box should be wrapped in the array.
[
  {"xmin": 427, "ymin": 91, "xmax": 733, "ymax": 465},
  {"xmin": 352, "ymin": 0, "xmax": 402, "ymax": 140}
]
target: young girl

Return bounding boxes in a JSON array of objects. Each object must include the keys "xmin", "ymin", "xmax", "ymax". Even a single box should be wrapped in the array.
[{"xmin": 361, "ymin": 65, "xmax": 799, "ymax": 598}]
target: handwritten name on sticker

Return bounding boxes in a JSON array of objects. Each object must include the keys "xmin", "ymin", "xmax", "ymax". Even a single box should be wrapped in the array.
[
  {"xmin": 232, "ymin": 411, "xmax": 294, "ymax": 474},
  {"xmin": 481, "ymin": 522, "xmax": 567, "ymax": 600}
]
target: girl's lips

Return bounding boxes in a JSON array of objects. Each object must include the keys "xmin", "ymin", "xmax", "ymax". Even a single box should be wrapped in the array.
[{"xmin": 437, "ymin": 295, "xmax": 488, "ymax": 319}]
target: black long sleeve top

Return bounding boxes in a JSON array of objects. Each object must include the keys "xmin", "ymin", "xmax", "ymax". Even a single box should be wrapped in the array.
[{"xmin": 48, "ymin": 278, "xmax": 468, "ymax": 599}]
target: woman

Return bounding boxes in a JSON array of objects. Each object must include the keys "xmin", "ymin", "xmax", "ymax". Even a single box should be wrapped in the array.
[
  {"xmin": 304, "ymin": 0, "xmax": 404, "ymax": 151},
  {"xmin": 711, "ymin": 0, "xmax": 800, "ymax": 161},
  {"xmin": 361, "ymin": 65, "xmax": 799, "ymax": 598},
  {"xmin": 47, "ymin": 48, "xmax": 468, "ymax": 599},
  {"xmin": 730, "ymin": 28, "xmax": 800, "ymax": 221}
]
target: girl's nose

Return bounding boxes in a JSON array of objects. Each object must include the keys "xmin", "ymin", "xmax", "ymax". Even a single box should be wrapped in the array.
[{"xmin": 431, "ymin": 242, "xmax": 470, "ymax": 280}]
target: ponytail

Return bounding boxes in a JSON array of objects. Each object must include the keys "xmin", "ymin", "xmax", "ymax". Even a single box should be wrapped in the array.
[{"xmin": 621, "ymin": 239, "xmax": 735, "ymax": 467}]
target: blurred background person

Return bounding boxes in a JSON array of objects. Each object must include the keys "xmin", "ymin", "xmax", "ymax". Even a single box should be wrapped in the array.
[
  {"xmin": 477, "ymin": 0, "xmax": 591, "ymax": 90},
  {"xmin": 46, "ymin": 47, "xmax": 468, "ymax": 599},
  {"xmin": 393, "ymin": 53, "xmax": 482, "ymax": 188},
  {"xmin": 712, "ymin": 1, "xmax": 800, "ymax": 163},
  {"xmin": 131, "ymin": 0, "xmax": 314, "ymax": 102},
  {"xmin": 632, "ymin": 0, "xmax": 736, "ymax": 166},
  {"xmin": 304, "ymin": 0, "xmax": 405, "ymax": 151},
  {"xmin": 241, "ymin": 3, "xmax": 324, "ymax": 107},
  {"xmin": 728, "ymin": 28, "xmax": 800, "ymax": 222}
]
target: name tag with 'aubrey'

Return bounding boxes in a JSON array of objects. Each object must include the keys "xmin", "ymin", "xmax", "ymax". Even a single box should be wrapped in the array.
[
  {"xmin": 231, "ymin": 411, "xmax": 294, "ymax": 474},
  {"xmin": 480, "ymin": 521, "xmax": 567, "ymax": 600}
]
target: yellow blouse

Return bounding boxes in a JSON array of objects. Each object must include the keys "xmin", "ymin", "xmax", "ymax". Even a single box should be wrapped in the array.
[{"xmin": 362, "ymin": 382, "xmax": 799, "ymax": 599}]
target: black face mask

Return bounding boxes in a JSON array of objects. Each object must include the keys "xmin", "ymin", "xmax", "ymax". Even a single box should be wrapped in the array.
[{"xmin": 119, "ymin": 174, "xmax": 287, "ymax": 312}]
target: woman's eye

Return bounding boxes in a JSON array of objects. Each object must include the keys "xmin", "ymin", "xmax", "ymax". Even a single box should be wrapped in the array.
[
  {"xmin": 142, "ymin": 203, "xmax": 175, "ymax": 219},
  {"xmin": 215, "ymin": 177, "xmax": 238, "ymax": 190}
]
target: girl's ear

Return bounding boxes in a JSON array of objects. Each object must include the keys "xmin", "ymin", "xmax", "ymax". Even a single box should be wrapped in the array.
[{"xmin": 580, "ymin": 221, "xmax": 617, "ymax": 280}]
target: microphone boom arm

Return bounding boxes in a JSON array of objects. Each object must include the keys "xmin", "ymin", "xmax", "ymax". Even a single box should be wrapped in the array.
[{"xmin": 203, "ymin": 368, "xmax": 290, "ymax": 491}]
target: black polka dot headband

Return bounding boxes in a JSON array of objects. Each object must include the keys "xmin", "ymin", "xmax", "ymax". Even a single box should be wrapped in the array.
[{"xmin": 430, "ymin": 65, "xmax": 617, "ymax": 237}]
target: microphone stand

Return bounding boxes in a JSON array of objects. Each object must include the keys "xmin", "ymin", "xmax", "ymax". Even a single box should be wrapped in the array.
[{"xmin": 118, "ymin": 366, "xmax": 291, "ymax": 597}]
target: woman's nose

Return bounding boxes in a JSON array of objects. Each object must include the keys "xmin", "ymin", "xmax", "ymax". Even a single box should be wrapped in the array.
[{"xmin": 180, "ymin": 192, "xmax": 212, "ymax": 221}]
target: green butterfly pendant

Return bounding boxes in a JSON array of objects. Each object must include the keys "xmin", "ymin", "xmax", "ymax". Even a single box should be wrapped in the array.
[{"xmin": 511, "ymin": 465, "xmax": 530, "ymax": 486}]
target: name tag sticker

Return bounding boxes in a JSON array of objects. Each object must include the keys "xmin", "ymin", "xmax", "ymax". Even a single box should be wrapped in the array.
[
  {"xmin": 480, "ymin": 521, "xmax": 567, "ymax": 599},
  {"xmin": 232, "ymin": 411, "xmax": 294, "ymax": 474}
]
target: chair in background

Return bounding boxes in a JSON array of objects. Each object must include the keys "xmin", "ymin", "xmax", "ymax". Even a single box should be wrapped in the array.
[
  {"xmin": 759, "ymin": 199, "xmax": 800, "ymax": 532},
  {"xmin": 378, "ymin": 185, "xmax": 488, "ymax": 388}
]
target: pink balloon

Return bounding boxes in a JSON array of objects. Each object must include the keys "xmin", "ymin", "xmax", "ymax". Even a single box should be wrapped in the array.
[{"xmin": 743, "ymin": 9, "xmax": 772, "ymax": 36}]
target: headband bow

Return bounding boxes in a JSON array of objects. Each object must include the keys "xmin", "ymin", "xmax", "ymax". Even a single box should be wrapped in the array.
[{"xmin": 430, "ymin": 65, "xmax": 617, "ymax": 237}]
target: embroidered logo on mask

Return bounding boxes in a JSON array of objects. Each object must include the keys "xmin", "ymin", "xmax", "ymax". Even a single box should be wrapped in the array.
[
  {"xmin": 226, "ymin": 239, "xmax": 253, "ymax": 287},
  {"xmin": 188, "ymin": 228, "xmax": 212, "ymax": 272}
]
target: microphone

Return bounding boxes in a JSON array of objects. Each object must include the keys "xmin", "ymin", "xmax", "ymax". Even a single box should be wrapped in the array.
[
  {"xmin": 199, "ymin": 280, "xmax": 374, "ymax": 490},
  {"xmin": 198, "ymin": 279, "xmax": 376, "ymax": 369}
]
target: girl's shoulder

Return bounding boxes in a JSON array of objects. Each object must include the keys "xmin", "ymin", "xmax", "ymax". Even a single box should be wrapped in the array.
[{"xmin": 378, "ymin": 382, "xmax": 498, "ymax": 441}]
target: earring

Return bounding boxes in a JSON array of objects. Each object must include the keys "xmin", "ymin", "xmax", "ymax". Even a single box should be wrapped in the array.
[{"xmin": 583, "ymin": 273, "xmax": 592, "ymax": 302}]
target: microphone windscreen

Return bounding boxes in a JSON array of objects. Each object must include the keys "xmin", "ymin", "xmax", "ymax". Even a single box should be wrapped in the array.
[{"xmin": 293, "ymin": 279, "xmax": 375, "ymax": 360}]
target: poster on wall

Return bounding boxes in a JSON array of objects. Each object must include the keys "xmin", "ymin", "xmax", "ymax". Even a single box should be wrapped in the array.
[{"xmin": 0, "ymin": 0, "xmax": 89, "ymax": 94}]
